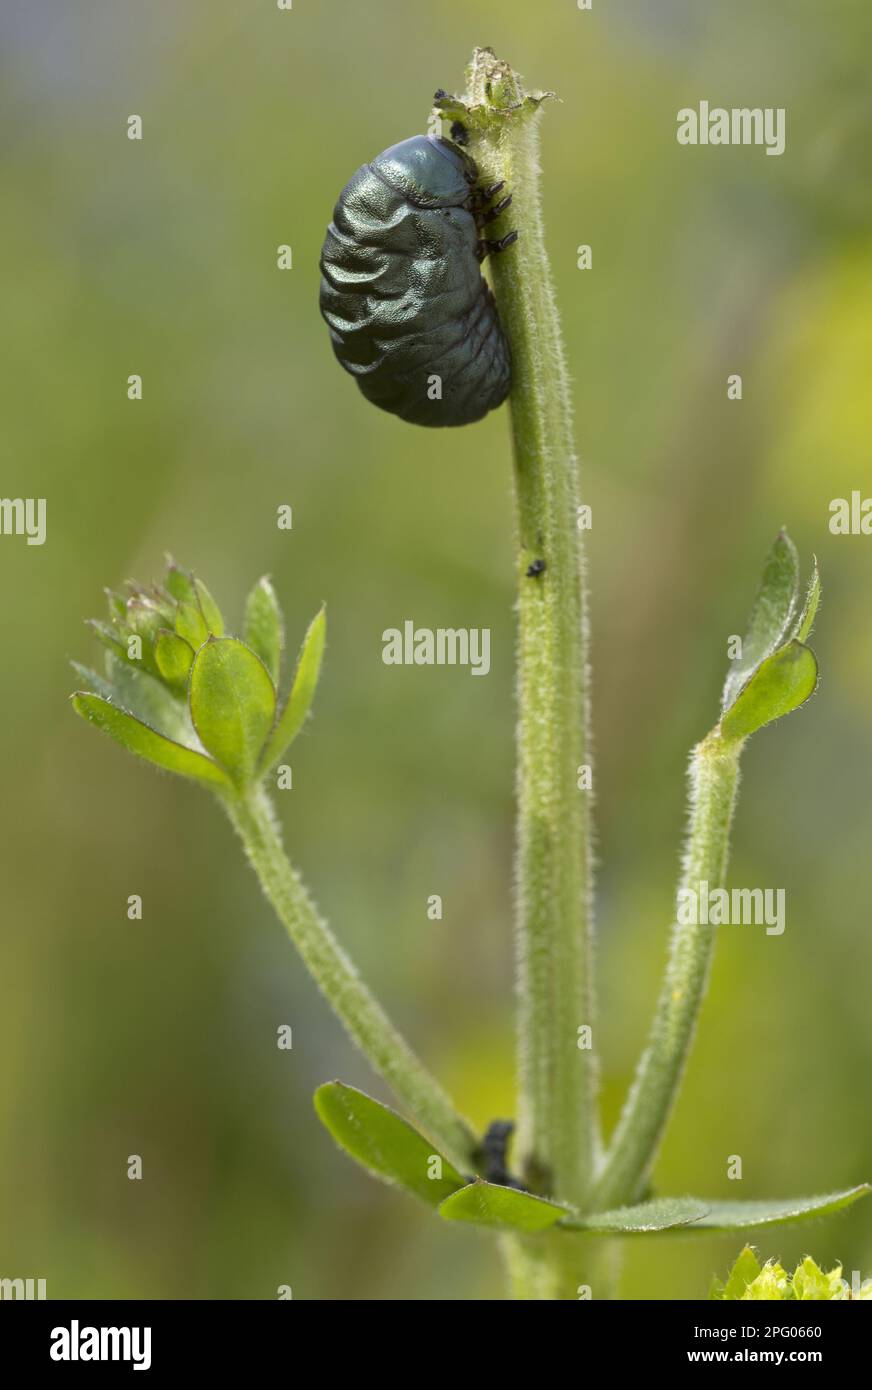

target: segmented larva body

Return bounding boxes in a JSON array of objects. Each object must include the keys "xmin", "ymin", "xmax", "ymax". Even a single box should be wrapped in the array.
[{"xmin": 319, "ymin": 135, "xmax": 511, "ymax": 428}]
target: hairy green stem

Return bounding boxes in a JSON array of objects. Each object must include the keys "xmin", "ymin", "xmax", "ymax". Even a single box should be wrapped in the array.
[
  {"xmin": 223, "ymin": 782, "xmax": 477, "ymax": 1174},
  {"xmin": 461, "ymin": 51, "xmax": 598, "ymax": 1209},
  {"xmin": 592, "ymin": 732, "xmax": 742, "ymax": 1210},
  {"xmin": 502, "ymin": 1232, "xmax": 621, "ymax": 1301}
]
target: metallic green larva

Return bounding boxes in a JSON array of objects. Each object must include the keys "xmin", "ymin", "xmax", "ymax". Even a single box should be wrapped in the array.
[{"xmin": 319, "ymin": 135, "xmax": 515, "ymax": 428}]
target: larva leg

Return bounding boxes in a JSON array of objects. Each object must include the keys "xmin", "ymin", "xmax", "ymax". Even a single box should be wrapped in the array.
[{"xmin": 477, "ymin": 228, "xmax": 519, "ymax": 260}]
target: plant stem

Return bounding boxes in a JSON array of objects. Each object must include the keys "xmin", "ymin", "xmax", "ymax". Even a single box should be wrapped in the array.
[
  {"xmin": 502, "ymin": 1232, "xmax": 621, "ymax": 1301},
  {"xmin": 592, "ymin": 731, "xmax": 742, "ymax": 1210},
  {"xmin": 461, "ymin": 51, "xmax": 598, "ymax": 1209},
  {"xmin": 223, "ymin": 782, "xmax": 477, "ymax": 1175}
]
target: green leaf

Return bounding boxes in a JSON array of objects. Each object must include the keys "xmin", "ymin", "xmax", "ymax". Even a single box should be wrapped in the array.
[
  {"xmin": 71, "ymin": 662, "xmax": 119, "ymax": 706},
  {"xmin": 154, "ymin": 629, "xmax": 195, "ymax": 689},
  {"xmin": 71, "ymin": 693, "xmax": 230, "ymax": 789},
  {"xmin": 722, "ymin": 1245, "xmax": 763, "ymax": 1300},
  {"xmin": 102, "ymin": 654, "xmax": 197, "ymax": 746},
  {"xmin": 125, "ymin": 597, "xmax": 163, "ymax": 649},
  {"xmin": 86, "ymin": 618, "xmax": 127, "ymax": 663},
  {"xmin": 792, "ymin": 1256, "xmax": 845, "ymax": 1301},
  {"xmin": 259, "ymin": 607, "xmax": 326, "ymax": 773},
  {"xmin": 438, "ymin": 1179, "xmax": 566, "ymax": 1232},
  {"xmin": 314, "ymin": 1082, "xmax": 464, "ymax": 1206},
  {"xmin": 164, "ymin": 563, "xmax": 223, "ymax": 637},
  {"xmin": 165, "ymin": 560, "xmax": 198, "ymax": 605},
  {"xmin": 104, "ymin": 588, "xmax": 127, "ymax": 622},
  {"xmin": 689, "ymin": 1185, "xmax": 871, "ymax": 1231},
  {"xmin": 175, "ymin": 600, "xmax": 208, "ymax": 649},
  {"xmin": 560, "ymin": 1197, "xmax": 709, "ymax": 1234},
  {"xmin": 722, "ymin": 531, "xmax": 799, "ymax": 711},
  {"xmin": 711, "ymin": 1248, "xmax": 789, "ymax": 1301},
  {"xmin": 74, "ymin": 655, "xmax": 196, "ymax": 748},
  {"xmin": 714, "ymin": 1247, "xmax": 864, "ymax": 1300},
  {"xmin": 194, "ymin": 578, "xmax": 224, "ymax": 636},
  {"xmin": 792, "ymin": 556, "xmax": 821, "ymax": 643},
  {"xmin": 744, "ymin": 1263, "xmax": 791, "ymax": 1300},
  {"xmin": 189, "ymin": 637, "xmax": 276, "ymax": 785},
  {"xmin": 720, "ymin": 640, "xmax": 819, "ymax": 743},
  {"xmin": 244, "ymin": 576, "xmax": 283, "ymax": 686}
]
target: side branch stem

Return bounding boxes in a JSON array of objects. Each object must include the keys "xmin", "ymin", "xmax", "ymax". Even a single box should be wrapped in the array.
[
  {"xmin": 224, "ymin": 784, "xmax": 477, "ymax": 1174},
  {"xmin": 592, "ymin": 733, "xmax": 742, "ymax": 1209}
]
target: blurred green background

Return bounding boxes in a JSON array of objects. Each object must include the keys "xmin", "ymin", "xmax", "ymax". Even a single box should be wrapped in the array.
[{"xmin": 1, "ymin": 0, "xmax": 870, "ymax": 1300}]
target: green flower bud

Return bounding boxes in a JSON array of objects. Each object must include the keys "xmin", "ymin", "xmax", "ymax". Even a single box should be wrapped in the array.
[{"xmin": 71, "ymin": 559, "xmax": 326, "ymax": 794}]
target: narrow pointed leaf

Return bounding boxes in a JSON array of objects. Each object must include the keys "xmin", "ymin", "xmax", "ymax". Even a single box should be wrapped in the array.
[
  {"xmin": 124, "ymin": 583, "xmax": 175, "ymax": 628},
  {"xmin": 792, "ymin": 1256, "xmax": 845, "ymax": 1301},
  {"xmin": 103, "ymin": 653, "xmax": 198, "ymax": 746},
  {"xmin": 195, "ymin": 578, "xmax": 224, "ymax": 636},
  {"xmin": 792, "ymin": 556, "xmax": 821, "ymax": 643},
  {"xmin": 189, "ymin": 637, "xmax": 276, "ymax": 785},
  {"xmin": 71, "ymin": 662, "xmax": 117, "ymax": 704},
  {"xmin": 720, "ymin": 640, "xmax": 818, "ymax": 743},
  {"xmin": 722, "ymin": 1246, "xmax": 763, "ymax": 1300},
  {"xmin": 105, "ymin": 588, "xmax": 127, "ymax": 622},
  {"xmin": 722, "ymin": 532, "xmax": 799, "ymax": 711},
  {"xmin": 175, "ymin": 600, "xmax": 208, "ymax": 649},
  {"xmin": 244, "ymin": 576, "xmax": 283, "ymax": 685},
  {"xmin": 314, "ymin": 1082, "xmax": 464, "ymax": 1206},
  {"xmin": 438, "ymin": 1179, "xmax": 566, "ymax": 1232},
  {"xmin": 560, "ymin": 1196, "xmax": 709, "ymax": 1234},
  {"xmin": 155, "ymin": 629, "xmax": 195, "ymax": 688},
  {"xmin": 687, "ymin": 1185, "xmax": 871, "ymax": 1231},
  {"xmin": 86, "ymin": 618, "xmax": 127, "ymax": 662},
  {"xmin": 125, "ymin": 598, "xmax": 163, "ymax": 646},
  {"xmin": 165, "ymin": 561, "xmax": 198, "ymax": 605},
  {"xmin": 260, "ymin": 607, "xmax": 326, "ymax": 772},
  {"xmin": 744, "ymin": 1264, "xmax": 791, "ymax": 1300},
  {"xmin": 72, "ymin": 693, "xmax": 230, "ymax": 789}
]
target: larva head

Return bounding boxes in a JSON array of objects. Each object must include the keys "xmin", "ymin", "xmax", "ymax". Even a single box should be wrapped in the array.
[{"xmin": 370, "ymin": 135, "xmax": 477, "ymax": 209}]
